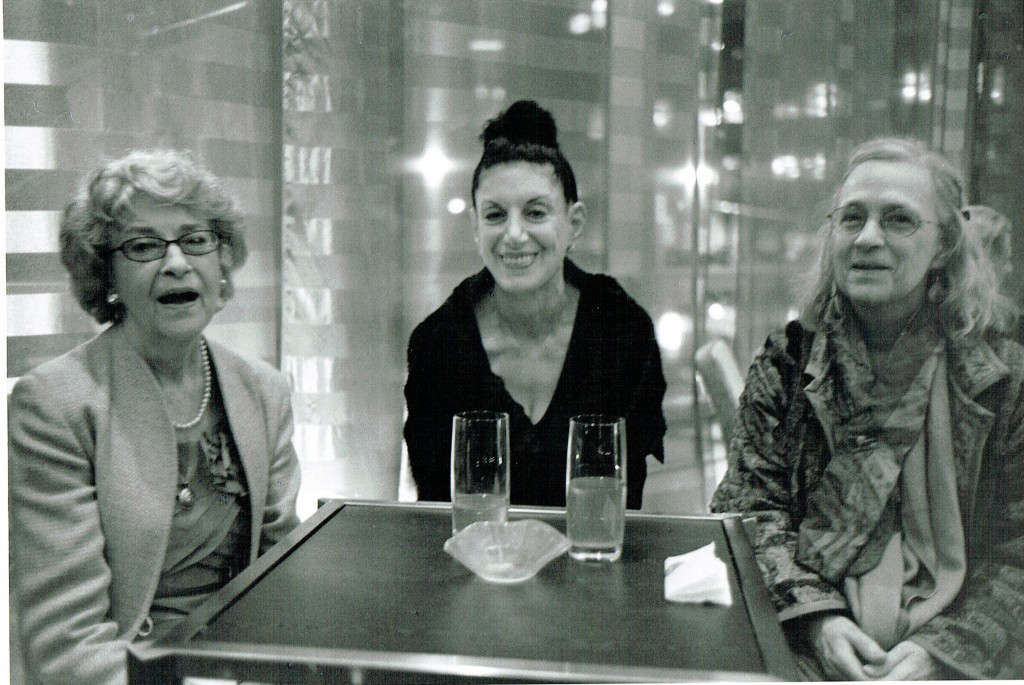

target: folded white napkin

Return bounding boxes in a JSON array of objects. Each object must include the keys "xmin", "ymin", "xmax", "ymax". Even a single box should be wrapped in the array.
[{"xmin": 664, "ymin": 541, "xmax": 733, "ymax": 606}]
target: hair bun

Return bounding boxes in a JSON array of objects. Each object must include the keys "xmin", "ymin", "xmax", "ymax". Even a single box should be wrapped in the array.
[{"xmin": 482, "ymin": 100, "xmax": 559, "ymax": 148}]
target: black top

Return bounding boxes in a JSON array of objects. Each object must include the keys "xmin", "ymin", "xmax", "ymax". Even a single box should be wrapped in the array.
[{"xmin": 404, "ymin": 260, "xmax": 667, "ymax": 508}]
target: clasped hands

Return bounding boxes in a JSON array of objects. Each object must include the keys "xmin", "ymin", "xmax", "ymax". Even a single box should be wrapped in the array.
[{"xmin": 807, "ymin": 615, "xmax": 943, "ymax": 681}]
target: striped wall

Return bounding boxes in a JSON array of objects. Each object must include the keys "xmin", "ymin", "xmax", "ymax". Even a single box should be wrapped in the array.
[{"xmin": 5, "ymin": 1, "xmax": 283, "ymax": 389}]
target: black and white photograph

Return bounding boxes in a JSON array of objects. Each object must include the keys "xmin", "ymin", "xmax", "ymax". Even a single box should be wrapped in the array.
[{"xmin": 5, "ymin": 1, "xmax": 1024, "ymax": 683}]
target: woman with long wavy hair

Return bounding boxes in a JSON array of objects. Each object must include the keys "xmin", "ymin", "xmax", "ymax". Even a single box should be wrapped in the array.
[{"xmin": 712, "ymin": 138, "xmax": 1023, "ymax": 680}]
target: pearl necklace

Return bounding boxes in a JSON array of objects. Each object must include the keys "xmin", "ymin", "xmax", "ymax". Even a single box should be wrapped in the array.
[{"xmin": 173, "ymin": 339, "xmax": 211, "ymax": 430}]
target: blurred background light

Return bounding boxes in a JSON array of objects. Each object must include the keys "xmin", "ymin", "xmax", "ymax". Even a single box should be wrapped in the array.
[
  {"xmin": 770, "ymin": 154, "xmax": 800, "ymax": 179},
  {"xmin": 901, "ymin": 70, "xmax": 932, "ymax": 104},
  {"xmin": 697, "ymin": 164, "xmax": 719, "ymax": 186},
  {"xmin": 447, "ymin": 197, "xmax": 467, "ymax": 214},
  {"xmin": 657, "ymin": 310, "xmax": 693, "ymax": 356},
  {"xmin": 653, "ymin": 99, "xmax": 673, "ymax": 128},
  {"xmin": 803, "ymin": 83, "xmax": 832, "ymax": 118},
  {"xmin": 469, "ymin": 39, "xmax": 504, "ymax": 52},
  {"xmin": 590, "ymin": 0, "xmax": 607, "ymax": 29},
  {"xmin": 568, "ymin": 12, "xmax": 591, "ymax": 35},
  {"xmin": 664, "ymin": 162, "xmax": 719, "ymax": 188},
  {"xmin": 990, "ymin": 65, "xmax": 1005, "ymax": 105},
  {"xmin": 705, "ymin": 302, "xmax": 736, "ymax": 339},
  {"xmin": 408, "ymin": 143, "xmax": 455, "ymax": 189},
  {"xmin": 699, "ymin": 107, "xmax": 722, "ymax": 127},
  {"xmin": 587, "ymin": 107, "xmax": 605, "ymax": 140},
  {"xmin": 722, "ymin": 90, "xmax": 743, "ymax": 123}
]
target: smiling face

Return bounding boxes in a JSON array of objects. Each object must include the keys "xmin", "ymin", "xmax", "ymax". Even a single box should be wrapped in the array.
[
  {"xmin": 110, "ymin": 195, "xmax": 228, "ymax": 352},
  {"xmin": 831, "ymin": 160, "xmax": 944, "ymax": 327},
  {"xmin": 472, "ymin": 161, "xmax": 584, "ymax": 295}
]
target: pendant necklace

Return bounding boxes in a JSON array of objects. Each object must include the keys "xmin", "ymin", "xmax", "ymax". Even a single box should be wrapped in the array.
[
  {"xmin": 177, "ymin": 456, "xmax": 197, "ymax": 510},
  {"xmin": 174, "ymin": 339, "xmax": 211, "ymax": 509}
]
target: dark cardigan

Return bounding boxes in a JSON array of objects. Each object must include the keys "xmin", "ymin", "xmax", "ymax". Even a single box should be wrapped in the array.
[{"xmin": 404, "ymin": 260, "xmax": 666, "ymax": 509}]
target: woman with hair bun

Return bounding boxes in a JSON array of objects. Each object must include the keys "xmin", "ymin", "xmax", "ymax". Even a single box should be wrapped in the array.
[{"xmin": 404, "ymin": 100, "xmax": 666, "ymax": 509}]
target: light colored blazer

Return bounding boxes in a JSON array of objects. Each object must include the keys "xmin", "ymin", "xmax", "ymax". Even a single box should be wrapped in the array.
[{"xmin": 9, "ymin": 324, "xmax": 302, "ymax": 685}]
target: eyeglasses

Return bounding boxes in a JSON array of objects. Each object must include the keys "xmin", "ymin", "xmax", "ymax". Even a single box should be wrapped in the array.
[
  {"xmin": 828, "ymin": 205, "xmax": 935, "ymax": 238},
  {"xmin": 110, "ymin": 230, "xmax": 222, "ymax": 262}
]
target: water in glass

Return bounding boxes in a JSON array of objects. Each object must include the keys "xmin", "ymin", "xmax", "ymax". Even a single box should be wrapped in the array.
[
  {"xmin": 565, "ymin": 414, "xmax": 627, "ymax": 562},
  {"xmin": 452, "ymin": 492, "xmax": 509, "ymax": 534},
  {"xmin": 566, "ymin": 476, "xmax": 626, "ymax": 561}
]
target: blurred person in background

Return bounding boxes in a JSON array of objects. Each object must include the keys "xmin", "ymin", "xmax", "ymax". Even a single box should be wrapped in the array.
[
  {"xmin": 963, "ymin": 204, "xmax": 1013, "ymax": 284},
  {"xmin": 711, "ymin": 138, "xmax": 1024, "ymax": 680},
  {"xmin": 9, "ymin": 150, "xmax": 301, "ymax": 685},
  {"xmin": 404, "ymin": 100, "xmax": 666, "ymax": 509},
  {"xmin": 964, "ymin": 203, "xmax": 1021, "ymax": 344}
]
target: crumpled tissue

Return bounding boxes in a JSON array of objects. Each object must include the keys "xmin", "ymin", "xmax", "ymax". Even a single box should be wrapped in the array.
[{"xmin": 663, "ymin": 541, "xmax": 733, "ymax": 606}]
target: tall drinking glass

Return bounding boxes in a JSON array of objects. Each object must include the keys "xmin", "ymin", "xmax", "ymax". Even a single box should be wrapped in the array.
[
  {"xmin": 565, "ymin": 414, "xmax": 626, "ymax": 562},
  {"xmin": 450, "ymin": 411, "xmax": 510, "ymax": 535}
]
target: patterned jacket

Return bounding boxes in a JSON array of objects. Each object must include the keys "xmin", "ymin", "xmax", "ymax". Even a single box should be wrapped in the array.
[{"xmin": 711, "ymin": 320, "xmax": 1024, "ymax": 679}]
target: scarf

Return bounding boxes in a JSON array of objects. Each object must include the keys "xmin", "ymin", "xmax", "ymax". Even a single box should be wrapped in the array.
[{"xmin": 796, "ymin": 297, "xmax": 944, "ymax": 582}]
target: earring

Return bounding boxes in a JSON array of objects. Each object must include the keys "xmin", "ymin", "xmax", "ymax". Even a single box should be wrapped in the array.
[
  {"xmin": 927, "ymin": 272, "xmax": 945, "ymax": 303},
  {"xmin": 106, "ymin": 292, "xmax": 119, "ymax": 305}
]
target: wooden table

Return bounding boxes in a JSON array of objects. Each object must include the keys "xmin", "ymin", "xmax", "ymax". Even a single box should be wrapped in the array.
[{"xmin": 128, "ymin": 500, "xmax": 798, "ymax": 683}]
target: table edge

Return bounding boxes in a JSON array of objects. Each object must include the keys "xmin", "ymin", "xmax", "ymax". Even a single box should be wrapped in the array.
[
  {"xmin": 721, "ymin": 516, "xmax": 801, "ymax": 681},
  {"xmin": 129, "ymin": 500, "xmax": 796, "ymax": 682},
  {"xmin": 130, "ymin": 639, "xmax": 782, "ymax": 683}
]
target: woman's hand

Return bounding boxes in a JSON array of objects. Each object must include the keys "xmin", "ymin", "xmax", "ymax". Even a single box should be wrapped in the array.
[
  {"xmin": 862, "ymin": 640, "xmax": 942, "ymax": 680},
  {"xmin": 807, "ymin": 614, "xmax": 887, "ymax": 680}
]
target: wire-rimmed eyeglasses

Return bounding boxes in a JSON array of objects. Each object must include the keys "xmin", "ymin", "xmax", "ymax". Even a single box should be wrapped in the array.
[
  {"xmin": 109, "ymin": 230, "xmax": 222, "ymax": 263},
  {"xmin": 828, "ymin": 205, "xmax": 936, "ymax": 238}
]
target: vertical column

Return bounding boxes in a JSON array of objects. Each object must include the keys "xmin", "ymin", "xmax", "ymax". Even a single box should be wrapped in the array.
[
  {"xmin": 282, "ymin": 0, "xmax": 403, "ymax": 517},
  {"xmin": 606, "ymin": 1, "xmax": 655, "ymax": 300},
  {"xmin": 931, "ymin": 0, "xmax": 976, "ymax": 169}
]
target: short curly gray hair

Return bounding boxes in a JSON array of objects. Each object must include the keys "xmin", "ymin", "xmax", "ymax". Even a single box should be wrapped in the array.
[{"xmin": 59, "ymin": 149, "xmax": 248, "ymax": 324}]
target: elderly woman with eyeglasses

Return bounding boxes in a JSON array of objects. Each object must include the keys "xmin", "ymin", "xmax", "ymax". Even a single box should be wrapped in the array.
[
  {"xmin": 9, "ymin": 150, "xmax": 301, "ymax": 685},
  {"xmin": 711, "ymin": 138, "xmax": 1024, "ymax": 680}
]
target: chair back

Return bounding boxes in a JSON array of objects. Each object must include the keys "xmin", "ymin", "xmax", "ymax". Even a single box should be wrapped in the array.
[{"xmin": 695, "ymin": 339, "xmax": 745, "ymax": 444}]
